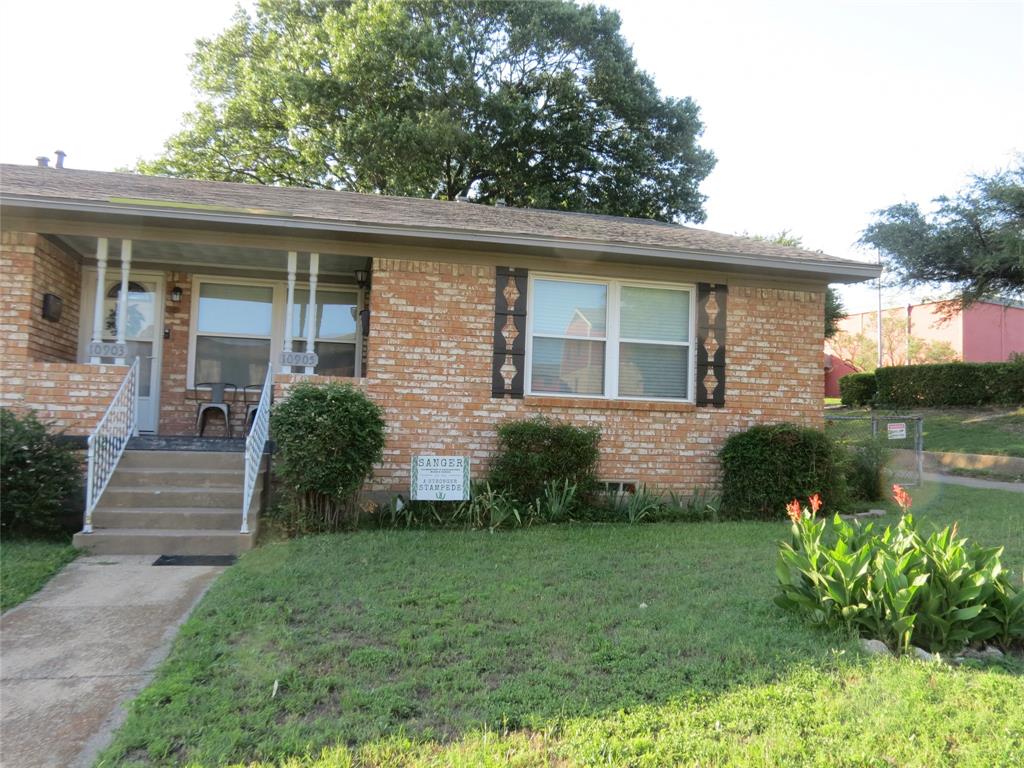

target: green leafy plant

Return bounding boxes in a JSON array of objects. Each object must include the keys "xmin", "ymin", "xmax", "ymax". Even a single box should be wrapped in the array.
[
  {"xmin": 0, "ymin": 409, "xmax": 82, "ymax": 536},
  {"xmin": 271, "ymin": 383, "xmax": 385, "ymax": 531},
  {"xmin": 845, "ymin": 438, "xmax": 891, "ymax": 502},
  {"xmin": 488, "ymin": 417, "xmax": 600, "ymax": 508},
  {"xmin": 535, "ymin": 479, "xmax": 578, "ymax": 523},
  {"xmin": 664, "ymin": 488, "xmax": 722, "ymax": 522},
  {"xmin": 616, "ymin": 486, "xmax": 663, "ymax": 525},
  {"xmin": 775, "ymin": 487, "xmax": 1023, "ymax": 654},
  {"xmin": 839, "ymin": 372, "xmax": 877, "ymax": 406},
  {"xmin": 719, "ymin": 423, "xmax": 849, "ymax": 520}
]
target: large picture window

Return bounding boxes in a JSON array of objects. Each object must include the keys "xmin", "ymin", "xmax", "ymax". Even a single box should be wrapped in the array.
[
  {"xmin": 528, "ymin": 276, "xmax": 694, "ymax": 401},
  {"xmin": 193, "ymin": 282, "xmax": 273, "ymax": 387}
]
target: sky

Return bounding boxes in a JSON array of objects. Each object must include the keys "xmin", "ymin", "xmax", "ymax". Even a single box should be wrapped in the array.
[{"xmin": 1, "ymin": 0, "xmax": 1021, "ymax": 313}]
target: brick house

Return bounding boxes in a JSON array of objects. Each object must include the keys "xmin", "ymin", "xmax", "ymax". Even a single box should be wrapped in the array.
[{"xmin": 0, "ymin": 163, "xmax": 879, "ymax": 553}]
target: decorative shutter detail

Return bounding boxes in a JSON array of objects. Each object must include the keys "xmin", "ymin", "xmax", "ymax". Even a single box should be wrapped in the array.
[
  {"xmin": 696, "ymin": 282, "xmax": 727, "ymax": 407},
  {"xmin": 492, "ymin": 267, "xmax": 528, "ymax": 398}
]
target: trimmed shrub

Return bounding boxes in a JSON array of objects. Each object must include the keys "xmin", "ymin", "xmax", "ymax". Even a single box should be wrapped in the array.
[
  {"xmin": 719, "ymin": 423, "xmax": 849, "ymax": 520},
  {"xmin": 839, "ymin": 372, "xmax": 877, "ymax": 407},
  {"xmin": 271, "ymin": 383, "xmax": 385, "ymax": 531},
  {"xmin": 875, "ymin": 360, "xmax": 1024, "ymax": 407},
  {"xmin": 488, "ymin": 417, "xmax": 600, "ymax": 508},
  {"xmin": 0, "ymin": 409, "xmax": 82, "ymax": 536}
]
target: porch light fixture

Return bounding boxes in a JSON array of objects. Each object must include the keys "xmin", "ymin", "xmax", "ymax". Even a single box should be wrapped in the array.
[
  {"xmin": 354, "ymin": 269, "xmax": 370, "ymax": 290},
  {"xmin": 169, "ymin": 286, "xmax": 183, "ymax": 303}
]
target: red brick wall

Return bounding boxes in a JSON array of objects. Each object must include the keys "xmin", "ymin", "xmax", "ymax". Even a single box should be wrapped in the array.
[
  {"xmin": 0, "ymin": 231, "xmax": 81, "ymax": 363},
  {"xmin": 275, "ymin": 257, "xmax": 824, "ymax": 494}
]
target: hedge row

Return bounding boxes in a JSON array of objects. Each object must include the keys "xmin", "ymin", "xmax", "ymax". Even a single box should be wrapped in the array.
[
  {"xmin": 871, "ymin": 361, "xmax": 1024, "ymax": 407},
  {"xmin": 839, "ymin": 373, "xmax": 877, "ymax": 407}
]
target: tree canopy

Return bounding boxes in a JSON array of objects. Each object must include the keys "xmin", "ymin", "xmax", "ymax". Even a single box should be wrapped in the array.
[
  {"xmin": 139, "ymin": 0, "xmax": 716, "ymax": 222},
  {"xmin": 860, "ymin": 160, "xmax": 1024, "ymax": 307}
]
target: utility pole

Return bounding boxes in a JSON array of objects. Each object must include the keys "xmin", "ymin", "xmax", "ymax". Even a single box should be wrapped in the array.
[{"xmin": 876, "ymin": 250, "xmax": 883, "ymax": 369}]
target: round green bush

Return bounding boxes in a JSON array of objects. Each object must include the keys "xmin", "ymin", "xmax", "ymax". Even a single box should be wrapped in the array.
[
  {"xmin": 1, "ymin": 409, "xmax": 82, "ymax": 536},
  {"xmin": 271, "ymin": 383, "xmax": 385, "ymax": 531},
  {"xmin": 719, "ymin": 423, "xmax": 849, "ymax": 520},
  {"xmin": 487, "ymin": 416, "xmax": 600, "ymax": 509},
  {"xmin": 839, "ymin": 372, "xmax": 877, "ymax": 407}
]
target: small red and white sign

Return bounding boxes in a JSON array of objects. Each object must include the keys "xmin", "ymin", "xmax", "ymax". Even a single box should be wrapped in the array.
[{"xmin": 887, "ymin": 422, "xmax": 907, "ymax": 440}]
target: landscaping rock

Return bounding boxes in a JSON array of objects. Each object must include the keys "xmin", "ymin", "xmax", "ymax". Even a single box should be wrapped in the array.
[
  {"xmin": 911, "ymin": 646, "xmax": 933, "ymax": 661},
  {"xmin": 981, "ymin": 645, "xmax": 1004, "ymax": 659},
  {"xmin": 859, "ymin": 638, "xmax": 891, "ymax": 656}
]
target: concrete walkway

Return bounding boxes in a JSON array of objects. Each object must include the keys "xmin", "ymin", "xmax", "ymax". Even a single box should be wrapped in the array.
[
  {"xmin": 923, "ymin": 471, "xmax": 1024, "ymax": 493},
  {"xmin": 0, "ymin": 555, "xmax": 224, "ymax": 768}
]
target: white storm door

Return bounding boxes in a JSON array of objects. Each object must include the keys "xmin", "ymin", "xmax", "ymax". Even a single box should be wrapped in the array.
[{"xmin": 82, "ymin": 272, "xmax": 164, "ymax": 433}]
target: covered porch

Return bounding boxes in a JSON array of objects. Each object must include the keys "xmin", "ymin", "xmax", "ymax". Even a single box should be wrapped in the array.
[{"xmin": 54, "ymin": 233, "xmax": 371, "ymax": 436}]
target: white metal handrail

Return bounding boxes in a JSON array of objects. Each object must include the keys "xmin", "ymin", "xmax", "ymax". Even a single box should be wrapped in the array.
[
  {"xmin": 242, "ymin": 367, "xmax": 273, "ymax": 534},
  {"xmin": 83, "ymin": 358, "xmax": 139, "ymax": 533}
]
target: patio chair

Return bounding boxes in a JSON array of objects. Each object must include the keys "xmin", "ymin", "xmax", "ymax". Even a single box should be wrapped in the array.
[
  {"xmin": 242, "ymin": 383, "xmax": 265, "ymax": 435},
  {"xmin": 192, "ymin": 382, "xmax": 237, "ymax": 437}
]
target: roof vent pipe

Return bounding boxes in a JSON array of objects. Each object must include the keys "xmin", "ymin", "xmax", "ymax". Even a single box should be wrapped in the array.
[
  {"xmin": 54, "ymin": 150, "xmax": 66, "ymax": 169},
  {"xmin": 36, "ymin": 156, "xmax": 50, "ymax": 168}
]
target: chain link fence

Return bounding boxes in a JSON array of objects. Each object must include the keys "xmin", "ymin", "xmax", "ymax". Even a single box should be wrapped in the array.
[{"xmin": 825, "ymin": 413, "xmax": 924, "ymax": 487}]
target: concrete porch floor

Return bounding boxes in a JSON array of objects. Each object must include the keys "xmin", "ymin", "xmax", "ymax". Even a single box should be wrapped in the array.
[{"xmin": 0, "ymin": 555, "xmax": 224, "ymax": 767}]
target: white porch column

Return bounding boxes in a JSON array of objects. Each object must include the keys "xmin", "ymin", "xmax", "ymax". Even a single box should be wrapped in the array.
[
  {"xmin": 304, "ymin": 252, "xmax": 319, "ymax": 375},
  {"xmin": 283, "ymin": 251, "xmax": 297, "ymax": 374},
  {"xmin": 89, "ymin": 238, "xmax": 108, "ymax": 363},
  {"xmin": 114, "ymin": 240, "xmax": 132, "ymax": 365}
]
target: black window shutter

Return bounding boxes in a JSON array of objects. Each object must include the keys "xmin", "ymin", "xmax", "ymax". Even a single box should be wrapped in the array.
[
  {"xmin": 696, "ymin": 283, "xmax": 727, "ymax": 407},
  {"xmin": 492, "ymin": 267, "xmax": 528, "ymax": 398}
]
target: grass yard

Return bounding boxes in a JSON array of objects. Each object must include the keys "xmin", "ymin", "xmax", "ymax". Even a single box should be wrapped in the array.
[
  {"xmin": 832, "ymin": 406, "xmax": 1024, "ymax": 457},
  {"xmin": 99, "ymin": 482, "xmax": 1024, "ymax": 768},
  {"xmin": 0, "ymin": 538, "xmax": 77, "ymax": 612}
]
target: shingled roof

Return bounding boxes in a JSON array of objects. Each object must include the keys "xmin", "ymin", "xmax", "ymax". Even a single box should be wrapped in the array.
[{"xmin": 0, "ymin": 164, "xmax": 878, "ymax": 280}]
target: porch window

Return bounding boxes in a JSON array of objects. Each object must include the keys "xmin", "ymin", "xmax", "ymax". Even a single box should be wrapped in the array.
[
  {"xmin": 194, "ymin": 282, "xmax": 273, "ymax": 387},
  {"xmin": 527, "ymin": 276, "xmax": 695, "ymax": 401},
  {"xmin": 290, "ymin": 288, "xmax": 359, "ymax": 377}
]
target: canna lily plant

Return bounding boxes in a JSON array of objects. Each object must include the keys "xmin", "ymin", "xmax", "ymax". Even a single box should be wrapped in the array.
[{"xmin": 775, "ymin": 485, "xmax": 1024, "ymax": 655}]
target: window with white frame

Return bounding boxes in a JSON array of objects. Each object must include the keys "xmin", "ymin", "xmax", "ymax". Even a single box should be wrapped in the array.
[
  {"xmin": 528, "ymin": 276, "xmax": 694, "ymax": 400},
  {"xmin": 290, "ymin": 288, "xmax": 359, "ymax": 377},
  {"xmin": 193, "ymin": 282, "xmax": 274, "ymax": 387}
]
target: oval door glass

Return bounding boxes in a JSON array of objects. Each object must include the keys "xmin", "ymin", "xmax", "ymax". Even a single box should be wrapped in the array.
[{"xmin": 102, "ymin": 281, "xmax": 155, "ymax": 397}]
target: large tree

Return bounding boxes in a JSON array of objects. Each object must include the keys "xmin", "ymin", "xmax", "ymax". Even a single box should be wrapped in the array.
[
  {"xmin": 860, "ymin": 160, "xmax": 1024, "ymax": 307},
  {"xmin": 139, "ymin": 0, "xmax": 716, "ymax": 222}
]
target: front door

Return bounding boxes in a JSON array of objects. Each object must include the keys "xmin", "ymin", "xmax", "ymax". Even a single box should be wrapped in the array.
[{"xmin": 82, "ymin": 272, "xmax": 164, "ymax": 433}]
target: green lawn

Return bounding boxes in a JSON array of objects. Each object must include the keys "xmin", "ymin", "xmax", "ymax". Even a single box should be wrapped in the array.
[
  {"xmin": 832, "ymin": 406, "xmax": 1024, "ymax": 457},
  {"xmin": 0, "ymin": 538, "xmax": 77, "ymax": 612},
  {"xmin": 98, "ymin": 483, "xmax": 1024, "ymax": 768}
]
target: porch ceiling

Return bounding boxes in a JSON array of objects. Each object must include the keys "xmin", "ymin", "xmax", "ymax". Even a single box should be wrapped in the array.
[{"xmin": 56, "ymin": 235, "xmax": 366, "ymax": 279}]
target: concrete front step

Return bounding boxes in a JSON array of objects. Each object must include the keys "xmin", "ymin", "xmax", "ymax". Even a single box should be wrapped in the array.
[
  {"xmin": 97, "ymin": 485, "xmax": 261, "ymax": 510},
  {"xmin": 73, "ymin": 528, "xmax": 256, "ymax": 556},
  {"xmin": 119, "ymin": 450, "xmax": 244, "ymax": 470},
  {"xmin": 112, "ymin": 466, "xmax": 244, "ymax": 488},
  {"xmin": 91, "ymin": 507, "xmax": 243, "ymax": 530}
]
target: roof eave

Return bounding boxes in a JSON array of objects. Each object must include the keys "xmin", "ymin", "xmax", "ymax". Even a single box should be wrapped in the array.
[{"xmin": 0, "ymin": 195, "xmax": 882, "ymax": 283}]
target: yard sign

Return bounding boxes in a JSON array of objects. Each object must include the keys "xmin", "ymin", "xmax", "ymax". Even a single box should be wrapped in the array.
[
  {"xmin": 410, "ymin": 456, "xmax": 470, "ymax": 501},
  {"xmin": 887, "ymin": 422, "xmax": 907, "ymax": 440}
]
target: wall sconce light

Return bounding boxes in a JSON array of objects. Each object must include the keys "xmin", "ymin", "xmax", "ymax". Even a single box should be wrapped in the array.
[
  {"xmin": 170, "ymin": 286, "xmax": 183, "ymax": 303},
  {"xmin": 41, "ymin": 293, "xmax": 63, "ymax": 322},
  {"xmin": 354, "ymin": 269, "xmax": 370, "ymax": 290}
]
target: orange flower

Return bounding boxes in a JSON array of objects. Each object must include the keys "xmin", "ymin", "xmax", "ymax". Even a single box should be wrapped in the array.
[
  {"xmin": 786, "ymin": 499, "xmax": 803, "ymax": 524},
  {"xmin": 892, "ymin": 484, "xmax": 912, "ymax": 513},
  {"xmin": 808, "ymin": 493, "xmax": 823, "ymax": 515}
]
